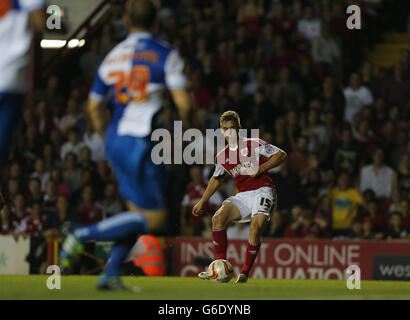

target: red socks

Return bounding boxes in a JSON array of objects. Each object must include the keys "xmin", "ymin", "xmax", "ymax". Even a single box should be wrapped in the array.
[
  {"xmin": 240, "ymin": 241, "xmax": 261, "ymax": 276},
  {"xmin": 212, "ymin": 229, "xmax": 261, "ymax": 277},
  {"xmin": 212, "ymin": 228, "xmax": 227, "ymax": 260}
]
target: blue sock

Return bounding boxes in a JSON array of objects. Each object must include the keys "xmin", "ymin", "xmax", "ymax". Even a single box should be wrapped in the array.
[
  {"xmin": 72, "ymin": 212, "xmax": 149, "ymax": 278},
  {"xmin": 73, "ymin": 211, "xmax": 148, "ymax": 242},
  {"xmin": 104, "ymin": 242, "xmax": 134, "ymax": 277}
]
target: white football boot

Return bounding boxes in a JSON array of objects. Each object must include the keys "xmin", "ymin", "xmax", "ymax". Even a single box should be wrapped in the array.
[
  {"xmin": 235, "ymin": 273, "xmax": 248, "ymax": 283},
  {"xmin": 198, "ymin": 271, "xmax": 210, "ymax": 280}
]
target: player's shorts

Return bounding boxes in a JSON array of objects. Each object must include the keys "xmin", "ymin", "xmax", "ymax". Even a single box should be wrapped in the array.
[
  {"xmin": 222, "ymin": 186, "xmax": 277, "ymax": 223},
  {"xmin": 0, "ymin": 92, "xmax": 23, "ymax": 163},
  {"xmin": 104, "ymin": 124, "xmax": 167, "ymax": 210}
]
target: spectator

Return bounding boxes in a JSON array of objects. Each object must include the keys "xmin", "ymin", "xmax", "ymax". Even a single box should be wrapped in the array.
[
  {"xmin": 30, "ymin": 157, "xmax": 50, "ymax": 191},
  {"xmin": 22, "ymin": 125, "xmax": 42, "ymax": 163},
  {"xmin": 360, "ymin": 148, "xmax": 397, "ymax": 199},
  {"xmin": 320, "ymin": 76, "xmax": 345, "ymax": 121},
  {"xmin": 362, "ymin": 200, "xmax": 385, "ymax": 239},
  {"xmin": 328, "ymin": 171, "xmax": 363, "ymax": 237},
  {"xmin": 62, "ymin": 153, "xmax": 82, "ymax": 193},
  {"xmin": 386, "ymin": 211, "xmax": 408, "ymax": 240},
  {"xmin": 288, "ymin": 135, "xmax": 310, "ymax": 175},
  {"xmin": 3, "ymin": 178, "xmax": 21, "ymax": 205},
  {"xmin": 354, "ymin": 119, "xmax": 377, "ymax": 152},
  {"xmin": 399, "ymin": 199, "xmax": 410, "ymax": 229},
  {"xmin": 382, "ymin": 63, "xmax": 410, "ymax": 109},
  {"xmin": 43, "ymin": 180, "xmax": 57, "ymax": 210},
  {"xmin": 333, "ymin": 127, "xmax": 360, "ymax": 175},
  {"xmin": 60, "ymin": 128, "xmax": 86, "ymax": 160},
  {"xmin": 236, "ymin": 0, "xmax": 264, "ymax": 38},
  {"xmin": 301, "ymin": 169, "xmax": 321, "ymax": 209},
  {"xmin": 100, "ymin": 182, "xmax": 123, "ymax": 217},
  {"xmin": 58, "ymin": 98, "xmax": 84, "ymax": 135},
  {"xmin": 78, "ymin": 146, "xmax": 96, "ymax": 172},
  {"xmin": 10, "ymin": 193, "xmax": 31, "ymax": 240},
  {"xmin": 271, "ymin": 160, "xmax": 301, "ymax": 210},
  {"xmin": 26, "ymin": 178, "xmax": 43, "ymax": 204},
  {"xmin": 35, "ymin": 99, "xmax": 55, "ymax": 137},
  {"xmin": 303, "ymin": 108, "xmax": 329, "ymax": 152},
  {"xmin": 297, "ymin": 5, "xmax": 322, "ymax": 41},
  {"xmin": 268, "ymin": 37, "xmax": 299, "ymax": 74},
  {"xmin": 83, "ymin": 120, "xmax": 105, "ymax": 162},
  {"xmin": 26, "ymin": 202, "xmax": 44, "ymax": 236},
  {"xmin": 77, "ymin": 185, "xmax": 105, "ymax": 225},
  {"xmin": 0, "ymin": 205, "xmax": 11, "ymax": 235},
  {"xmin": 42, "ymin": 143, "xmax": 59, "ymax": 172},
  {"xmin": 361, "ymin": 217, "xmax": 375, "ymax": 240},
  {"xmin": 96, "ymin": 161, "xmax": 113, "ymax": 184},
  {"xmin": 343, "ymin": 73, "xmax": 374, "ymax": 124},
  {"xmin": 311, "ymin": 23, "xmax": 341, "ymax": 67},
  {"xmin": 397, "ymin": 152, "xmax": 410, "ymax": 194},
  {"xmin": 267, "ymin": 2, "xmax": 296, "ymax": 37},
  {"xmin": 292, "ymin": 209, "xmax": 321, "ymax": 239},
  {"xmin": 50, "ymin": 168, "xmax": 71, "ymax": 197},
  {"xmin": 347, "ymin": 218, "xmax": 363, "ymax": 240}
]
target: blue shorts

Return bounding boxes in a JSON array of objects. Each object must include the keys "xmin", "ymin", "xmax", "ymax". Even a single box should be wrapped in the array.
[
  {"xmin": 0, "ymin": 92, "xmax": 23, "ymax": 163},
  {"xmin": 104, "ymin": 124, "xmax": 167, "ymax": 210}
]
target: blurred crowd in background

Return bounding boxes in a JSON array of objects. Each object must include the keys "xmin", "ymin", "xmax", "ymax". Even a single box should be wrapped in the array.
[{"xmin": 1, "ymin": 0, "xmax": 410, "ymax": 273}]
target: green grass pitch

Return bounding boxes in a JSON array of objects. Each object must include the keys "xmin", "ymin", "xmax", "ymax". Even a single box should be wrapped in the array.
[{"xmin": 1, "ymin": 275, "xmax": 410, "ymax": 300}]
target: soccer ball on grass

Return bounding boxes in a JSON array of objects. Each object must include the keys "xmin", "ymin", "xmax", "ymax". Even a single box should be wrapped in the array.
[{"xmin": 208, "ymin": 259, "xmax": 234, "ymax": 283}]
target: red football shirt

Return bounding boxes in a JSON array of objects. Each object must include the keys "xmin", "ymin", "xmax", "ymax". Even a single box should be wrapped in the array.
[{"xmin": 213, "ymin": 138, "xmax": 280, "ymax": 193}]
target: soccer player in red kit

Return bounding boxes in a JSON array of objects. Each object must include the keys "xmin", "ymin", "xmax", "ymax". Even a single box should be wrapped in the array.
[{"xmin": 192, "ymin": 110, "xmax": 287, "ymax": 283}]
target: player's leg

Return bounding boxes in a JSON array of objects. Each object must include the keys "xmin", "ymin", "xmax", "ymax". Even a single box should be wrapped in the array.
[
  {"xmin": 198, "ymin": 202, "xmax": 241, "ymax": 280},
  {"xmin": 0, "ymin": 93, "xmax": 23, "ymax": 209},
  {"xmin": 236, "ymin": 213, "xmax": 269, "ymax": 283},
  {"xmin": 211, "ymin": 202, "xmax": 241, "ymax": 260},
  {"xmin": 62, "ymin": 134, "xmax": 164, "ymax": 290},
  {"xmin": 236, "ymin": 187, "xmax": 276, "ymax": 283},
  {"xmin": 61, "ymin": 211, "xmax": 149, "ymax": 269},
  {"xmin": 0, "ymin": 92, "xmax": 23, "ymax": 164}
]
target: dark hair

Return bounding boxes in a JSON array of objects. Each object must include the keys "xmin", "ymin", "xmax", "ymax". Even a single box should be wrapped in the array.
[
  {"xmin": 29, "ymin": 177, "xmax": 41, "ymax": 185},
  {"xmin": 337, "ymin": 170, "xmax": 350, "ymax": 179},
  {"xmin": 126, "ymin": 0, "xmax": 157, "ymax": 29}
]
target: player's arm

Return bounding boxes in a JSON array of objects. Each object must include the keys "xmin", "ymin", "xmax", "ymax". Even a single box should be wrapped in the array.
[
  {"xmin": 165, "ymin": 50, "xmax": 192, "ymax": 127},
  {"xmin": 253, "ymin": 144, "xmax": 287, "ymax": 178},
  {"xmin": 170, "ymin": 89, "xmax": 192, "ymax": 127},
  {"xmin": 88, "ymin": 67, "xmax": 109, "ymax": 137},
  {"xmin": 88, "ymin": 98, "xmax": 106, "ymax": 138},
  {"xmin": 192, "ymin": 176, "xmax": 222, "ymax": 216},
  {"xmin": 28, "ymin": 8, "xmax": 46, "ymax": 33}
]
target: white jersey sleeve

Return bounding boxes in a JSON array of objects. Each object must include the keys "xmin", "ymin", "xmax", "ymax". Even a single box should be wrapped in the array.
[
  {"xmin": 19, "ymin": 0, "xmax": 46, "ymax": 11},
  {"xmin": 212, "ymin": 163, "xmax": 226, "ymax": 178},
  {"xmin": 164, "ymin": 49, "xmax": 187, "ymax": 90},
  {"xmin": 255, "ymin": 140, "xmax": 281, "ymax": 158}
]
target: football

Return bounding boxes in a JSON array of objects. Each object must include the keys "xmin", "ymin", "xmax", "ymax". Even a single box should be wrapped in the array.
[{"xmin": 208, "ymin": 259, "xmax": 234, "ymax": 283}]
